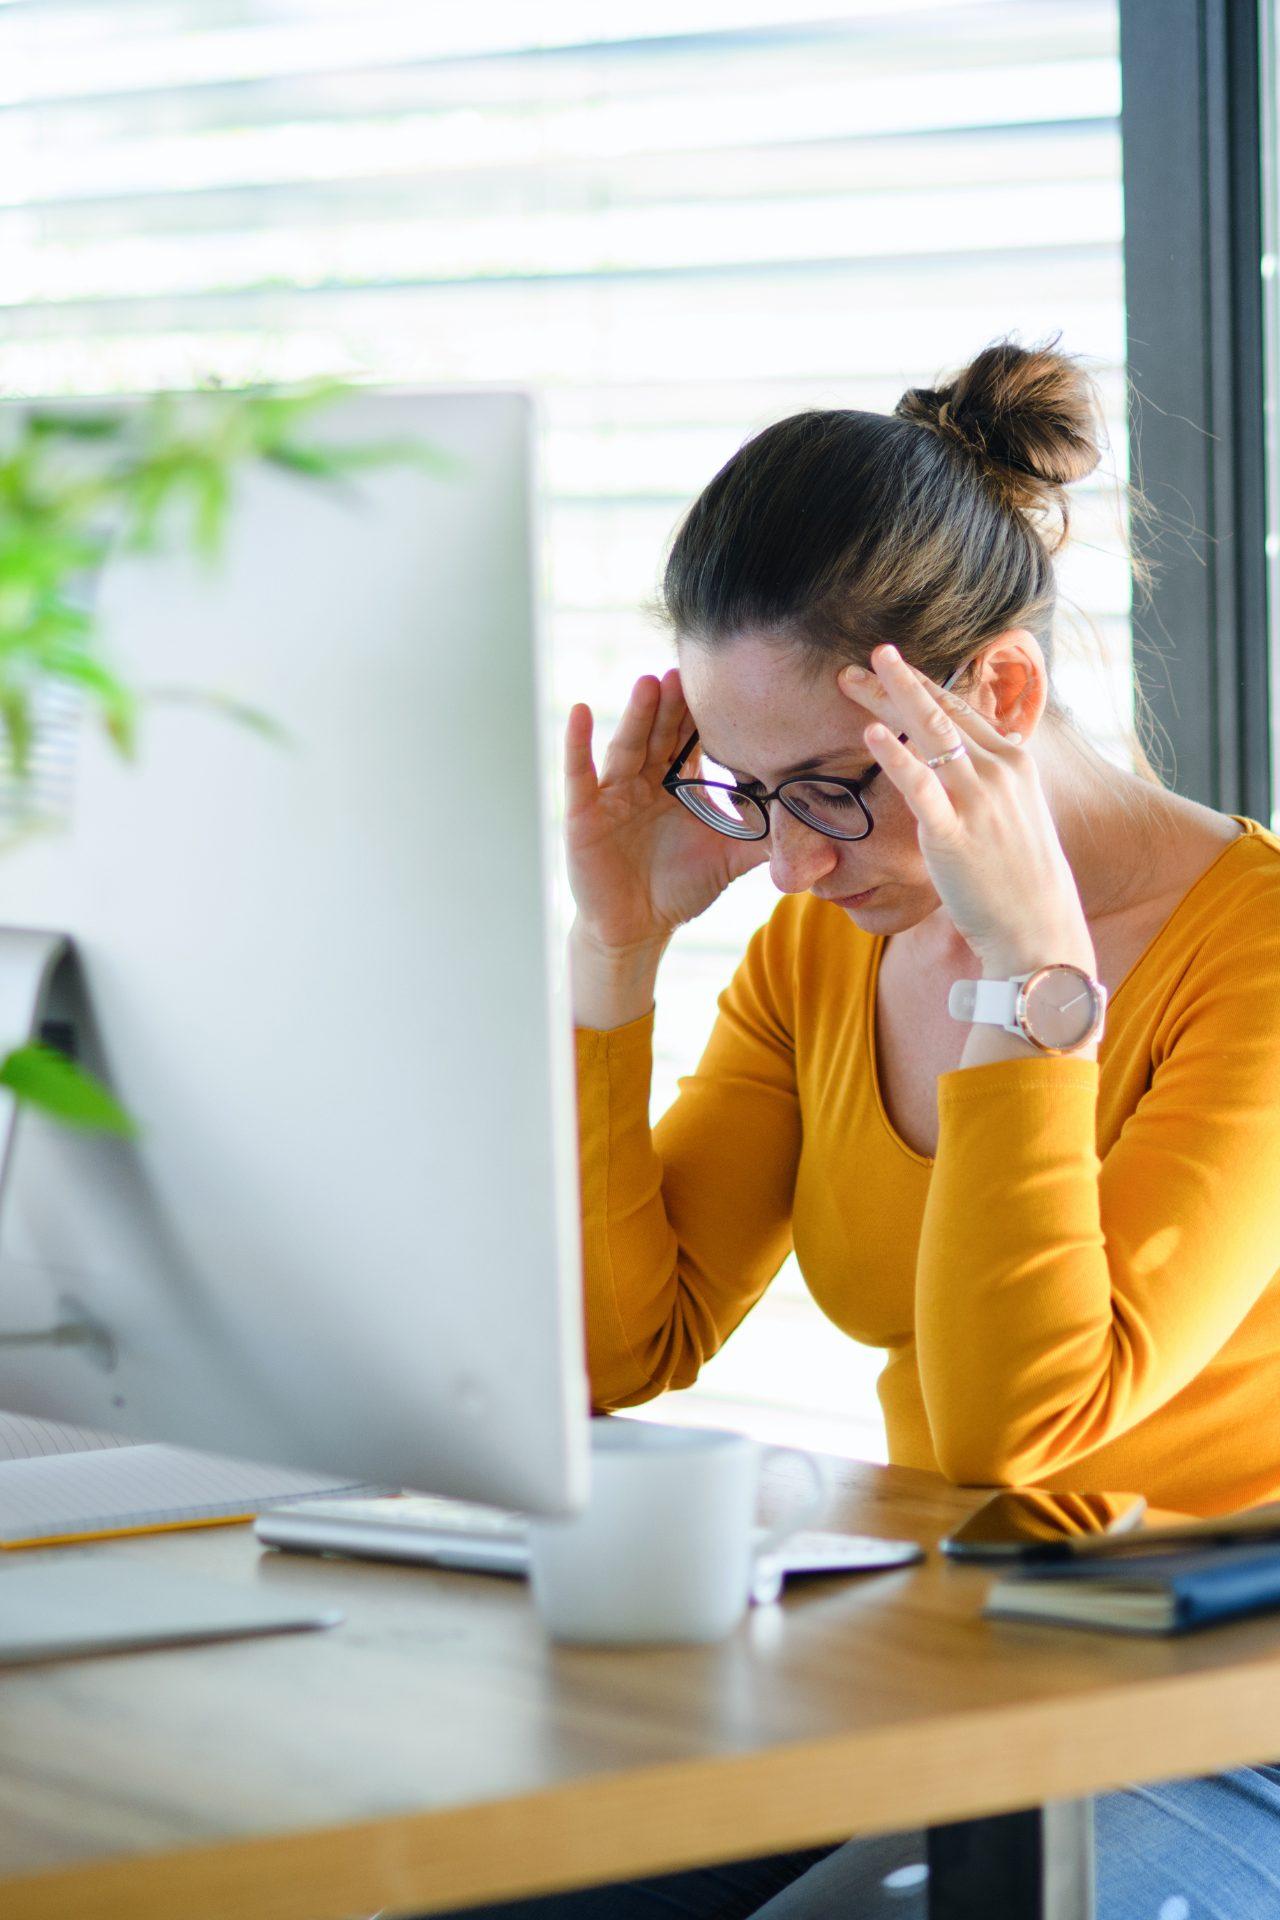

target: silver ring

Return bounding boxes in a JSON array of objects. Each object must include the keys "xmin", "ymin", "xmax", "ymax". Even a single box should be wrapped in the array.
[{"xmin": 924, "ymin": 741, "xmax": 969, "ymax": 770}]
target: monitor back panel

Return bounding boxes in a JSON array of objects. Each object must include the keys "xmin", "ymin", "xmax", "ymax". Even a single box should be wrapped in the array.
[{"xmin": 0, "ymin": 388, "xmax": 588, "ymax": 1515}]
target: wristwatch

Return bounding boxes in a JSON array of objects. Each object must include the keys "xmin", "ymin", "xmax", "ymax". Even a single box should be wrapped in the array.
[{"xmin": 947, "ymin": 963, "xmax": 1107, "ymax": 1055}]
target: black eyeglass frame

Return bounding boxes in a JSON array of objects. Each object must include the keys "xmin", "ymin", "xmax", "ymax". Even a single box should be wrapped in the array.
[{"xmin": 660, "ymin": 652, "xmax": 978, "ymax": 842}]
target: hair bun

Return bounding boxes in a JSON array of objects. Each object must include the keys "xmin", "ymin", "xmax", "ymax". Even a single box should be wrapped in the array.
[{"xmin": 894, "ymin": 337, "xmax": 1103, "ymax": 548}]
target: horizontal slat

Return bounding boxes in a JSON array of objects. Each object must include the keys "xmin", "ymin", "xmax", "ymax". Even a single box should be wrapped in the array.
[
  {"xmin": 0, "ymin": 43, "xmax": 1118, "ymax": 174},
  {"xmin": 1, "ymin": 83, "xmax": 1118, "ymax": 221},
  {"xmin": 1, "ymin": 124, "xmax": 1120, "ymax": 228},
  {"xmin": 0, "ymin": 263, "xmax": 1126, "ymax": 371},
  {"xmin": 542, "ymin": 383, "xmax": 1131, "ymax": 477},
  {"xmin": 2, "ymin": 182, "xmax": 1121, "ymax": 308},
  {"xmin": 0, "ymin": 3, "xmax": 1115, "ymax": 112}
]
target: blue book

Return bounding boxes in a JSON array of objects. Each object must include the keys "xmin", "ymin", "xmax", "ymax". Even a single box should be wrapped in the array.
[{"xmin": 983, "ymin": 1540, "xmax": 1280, "ymax": 1635}]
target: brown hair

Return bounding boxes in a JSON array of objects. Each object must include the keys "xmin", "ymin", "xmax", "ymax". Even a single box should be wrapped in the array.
[{"xmin": 659, "ymin": 337, "xmax": 1167, "ymax": 807}]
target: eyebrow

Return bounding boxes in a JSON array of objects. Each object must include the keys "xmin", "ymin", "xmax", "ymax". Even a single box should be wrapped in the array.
[{"xmin": 700, "ymin": 744, "xmax": 877, "ymax": 782}]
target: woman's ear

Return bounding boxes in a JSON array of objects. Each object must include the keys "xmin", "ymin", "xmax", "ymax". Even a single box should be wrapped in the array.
[{"xmin": 970, "ymin": 629, "xmax": 1045, "ymax": 733}]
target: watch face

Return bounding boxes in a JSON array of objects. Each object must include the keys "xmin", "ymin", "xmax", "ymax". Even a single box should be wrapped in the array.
[{"xmin": 1017, "ymin": 966, "xmax": 1102, "ymax": 1051}]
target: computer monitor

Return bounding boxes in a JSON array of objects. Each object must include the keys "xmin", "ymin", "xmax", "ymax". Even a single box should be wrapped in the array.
[{"xmin": 0, "ymin": 387, "xmax": 589, "ymax": 1516}]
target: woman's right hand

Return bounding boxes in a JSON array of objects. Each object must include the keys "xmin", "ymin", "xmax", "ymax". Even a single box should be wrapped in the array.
[{"xmin": 564, "ymin": 668, "xmax": 769, "ymax": 958}]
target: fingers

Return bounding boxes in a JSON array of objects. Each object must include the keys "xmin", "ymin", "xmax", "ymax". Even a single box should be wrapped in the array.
[
  {"xmin": 645, "ymin": 667, "xmax": 688, "ymax": 772},
  {"xmin": 908, "ymin": 662, "xmax": 1022, "ymax": 752},
  {"xmin": 839, "ymin": 648, "xmax": 1008, "ymax": 773},
  {"xmin": 599, "ymin": 674, "xmax": 661, "ymax": 786},
  {"xmin": 563, "ymin": 703, "xmax": 598, "ymax": 816},
  {"xmin": 566, "ymin": 669, "xmax": 688, "ymax": 819},
  {"xmin": 862, "ymin": 721, "xmax": 961, "ymax": 836},
  {"xmin": 858, "ymin": 638, "xmax": 1031, "ymax": 840}
]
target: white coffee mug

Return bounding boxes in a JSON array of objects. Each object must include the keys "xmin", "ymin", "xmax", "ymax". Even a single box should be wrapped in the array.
[{"xmin": 527, "ymin": 1418, "xmax": 831, "ymax": 1645}]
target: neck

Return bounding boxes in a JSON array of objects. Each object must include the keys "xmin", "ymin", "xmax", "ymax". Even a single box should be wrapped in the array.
[{"xmin": 1037, "ymin": 722, "xmax": 1173, "ymax": 920}]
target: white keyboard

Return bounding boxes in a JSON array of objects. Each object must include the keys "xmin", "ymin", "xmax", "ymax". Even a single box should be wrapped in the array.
[{"xmin": 255, "ymin": 1494, "xmax": 925, "ymax": 1599}]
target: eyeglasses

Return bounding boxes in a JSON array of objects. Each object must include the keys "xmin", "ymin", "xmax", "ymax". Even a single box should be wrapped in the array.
[{"xmin": 661, "ymin": 654, "xmax": 976, "ymax": 843}]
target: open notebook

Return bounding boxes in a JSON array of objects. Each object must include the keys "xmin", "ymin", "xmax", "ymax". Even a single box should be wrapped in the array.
[{"xmin": 0, "ymin": 1410, "xmax": 386, "ymax": 1548}]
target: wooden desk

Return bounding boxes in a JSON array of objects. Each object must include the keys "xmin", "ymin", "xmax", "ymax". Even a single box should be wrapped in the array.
[{"xmin": 2, "ymin": 1457, "xmax": 1280, "ymax": 1920}]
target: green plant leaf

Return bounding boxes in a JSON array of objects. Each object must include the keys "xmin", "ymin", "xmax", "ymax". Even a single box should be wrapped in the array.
[
  {"xmin": 259, "ymin": 444, "xmax": 359, "ymax": 481},
  {"xmin": 4, "ymin": 609, "xmax": 95, "ymax": 660},
  {"xmin": 39, "ymin": 647, "xmax": 138, "ymax": 758},
  {"xmin": 192, "ymin": 458, "xmax": 232, "ymax": 560},
  {"xmin": 0, "ymin": 685, "xmax": 33, "ymax": 776},
  {"xmin": 143, "ymin": 684, "xmax": 292, "ymax": 745},
  {"xmin": 237, "ymin": 379, "xmax": 354, "ymax": 438},
  {"xmin": 0, "ymin": 581, "xmax": 38, "ymax": 633},
  {"xmin": 0, "ymin": 1044, "xmax": 138, "ymax": 1137},
  {"xmin": 24, "ymin": 412, "xmax": 127, "ymax": 441},
  {"xmin": 264, "ymin": 438, "xmax": 462, "ymax": 481},
  {"xmin": 0, "ymin": 380, "xmax": 450, "ymax": 797}
]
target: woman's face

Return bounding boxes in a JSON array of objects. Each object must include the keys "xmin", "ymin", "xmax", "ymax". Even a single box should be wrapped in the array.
[{"xmin": 675, "ymin": 633, "xmax": 951, "ymax": 929}]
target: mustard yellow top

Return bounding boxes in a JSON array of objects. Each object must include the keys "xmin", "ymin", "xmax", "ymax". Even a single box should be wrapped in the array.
[{"xmin": 576, "ymin": 815, "xmax": 1280, "ymax": 1517}]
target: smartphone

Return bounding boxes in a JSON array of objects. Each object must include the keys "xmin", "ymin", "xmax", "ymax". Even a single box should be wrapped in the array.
[{"xmin": 939, "ymin": 1489, "xmax": 1148, "ymax": 1563}]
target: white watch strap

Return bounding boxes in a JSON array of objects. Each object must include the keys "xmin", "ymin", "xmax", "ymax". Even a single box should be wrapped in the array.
[{"xmin": 947, "ymin": 977, "xmax": 1019, "ymax": 1027}]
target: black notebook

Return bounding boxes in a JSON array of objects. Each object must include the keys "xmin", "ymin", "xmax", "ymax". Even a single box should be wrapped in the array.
[{"xmin": 985, "ymin": 1540, "xmax": 1280, "ymax": 1635}]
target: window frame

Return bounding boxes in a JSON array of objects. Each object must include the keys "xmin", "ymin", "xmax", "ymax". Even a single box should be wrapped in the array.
[{"xmin": 1119, "ymin": 0, "xmax": 1272, "ymax": 822}]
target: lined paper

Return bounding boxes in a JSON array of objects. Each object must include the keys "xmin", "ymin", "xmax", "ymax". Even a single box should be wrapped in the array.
[
  {"xmin": 0, "ymin": 1439, "xmax": 385, "ymax": 1546},
  {"xmin": 0, "ymin": 1411, "xmax": 136, "ymax": 1463}
]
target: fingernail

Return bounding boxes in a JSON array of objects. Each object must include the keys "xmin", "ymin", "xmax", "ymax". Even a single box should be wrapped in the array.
[{"xmin": 842, "ymin": 663, "xmax": 869, "ymax": 680}]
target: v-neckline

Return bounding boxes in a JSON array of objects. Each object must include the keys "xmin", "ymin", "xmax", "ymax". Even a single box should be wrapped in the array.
[{"xmin": 865, "ymin": 815, "xmax": 1258, "ymax": 1168}]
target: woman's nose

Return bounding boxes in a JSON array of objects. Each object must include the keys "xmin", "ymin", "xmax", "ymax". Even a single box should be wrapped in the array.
[{"xmin": 767, "ymin": 803, "xmax": 839, "ymax": 894}]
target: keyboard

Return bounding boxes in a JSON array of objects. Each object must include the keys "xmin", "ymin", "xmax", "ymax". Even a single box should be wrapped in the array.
[{"xmin": 255, "ymin": 1494, "xmax": 925, "ymax": 1600}]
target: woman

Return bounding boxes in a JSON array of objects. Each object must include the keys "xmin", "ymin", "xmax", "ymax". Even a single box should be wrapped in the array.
[{"xmin": 478, "ymin": 341, "xmax": 1280, "ymax": 1916}]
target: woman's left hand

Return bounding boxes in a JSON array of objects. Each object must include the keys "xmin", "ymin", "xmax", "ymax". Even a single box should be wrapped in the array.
[{"xmin": 837, "ymin": 643, "xmax": 1096, "ymax": 976}]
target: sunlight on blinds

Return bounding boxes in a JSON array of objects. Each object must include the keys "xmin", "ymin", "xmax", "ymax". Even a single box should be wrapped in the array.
[{"xmin": 0, "ymin": 0, "xmax": 1127, "ymax": 1457}]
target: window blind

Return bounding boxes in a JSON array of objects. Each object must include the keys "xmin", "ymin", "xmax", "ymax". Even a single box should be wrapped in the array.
[{"xmin": 1, "ymin": 0, "xmax": 1128, "ymax": 1456}]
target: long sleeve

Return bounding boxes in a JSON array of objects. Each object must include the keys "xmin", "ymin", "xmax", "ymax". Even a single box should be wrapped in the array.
[
  {"xmin": 916, "ymin": 903, "xmax": 1280, "ymax": 1485},
  {"xmin": 575, "ymin": 905, "xmax": 802, "ymax": 1409}
]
